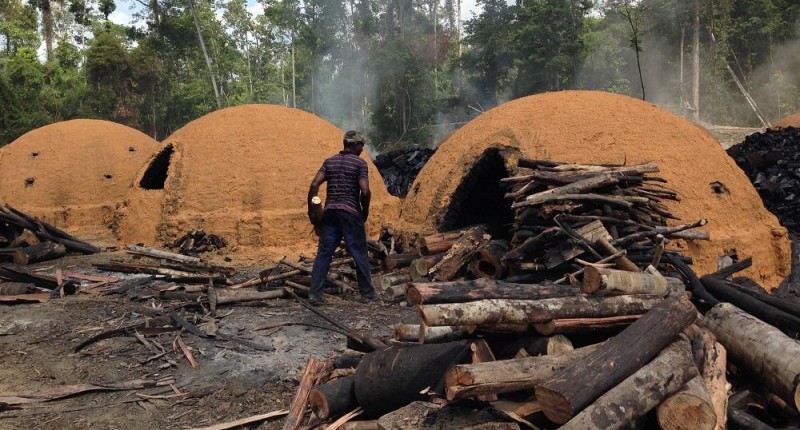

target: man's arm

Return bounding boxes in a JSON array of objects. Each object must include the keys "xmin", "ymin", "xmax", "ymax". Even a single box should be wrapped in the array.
[
  {"xmin": 308, "ymin": 171, "xmax": 326, "ymax": 222},
  {"xmin": 359, "ymin": 178, "xmax": 371, "ymax": 222}
]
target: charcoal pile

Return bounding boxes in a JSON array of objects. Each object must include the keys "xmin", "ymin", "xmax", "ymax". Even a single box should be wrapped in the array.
[
  {"xmin": 169, "ymin": 229, "xmax": 227, "ymax": 254},
  {"xmin": 373, "ymin": 146, "xmax": 435, "ymax": 197},
  {"xmin": 727, "ymin": 126, "xmax": 800, "ymax": 235}
]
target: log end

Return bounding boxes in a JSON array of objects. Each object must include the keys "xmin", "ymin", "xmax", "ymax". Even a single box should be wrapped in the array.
[
  {"xmin": 405, "ymin": 284, "xmax": 423, "ymax": 306},
  {"xmin": 535, "ymin": 384, "xmax": 574, "ymax": 425},
  {"xmin": 309, "ymin": 388, "xmax": 330, "ymax": 419},
  {"xmin": 581, "ymin": 266, "xmax": 601, "ymax": 295},
  {"xmin": 795, "ymin": 385, "xmax": 800, "ymax": 413},
  {"xmin": 657, "ymin": 393, "xmax": 717, "ymax": 430}
]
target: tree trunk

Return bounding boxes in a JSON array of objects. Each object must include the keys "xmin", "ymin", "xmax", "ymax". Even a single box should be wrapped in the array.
[
  {"xmin": 418, "ymin": 295, "xmax": 662, "ymax": 327},
  {"xmin": 406, "ymin": 278, "xmax": 580, "ymax": 305},
  {"xmin": 561, "ymin": 338, "xmax": 698, "ymax": 430},
  {"xmin": 582, "ymin": 266, "xmax": 683, "ymax": 296},
  {"xmin": 445, "ymin": 343, "xmax": 601, "ymax": 400},
  {"xmin": 309, "ymin": 375, "xmax": 357, "ymax": 419},
  {"xmin": 409, "ymin": 254, "xmax": 444, "ymax": 280},
  {"xmin": 692, "ymin": 0, "xmax": 700, "ymax": 121},
  {"xmin": 701, "ymin": 302, "xmax": 800, "ymax": 411},
  {"xmin": 14, "ymin": 242, "xmax": 66, "ymax": 265},
  {"xmin": 420, "ymin": 225, "xmax": 486, "ymax": 255},
  {"xmin": 535, "ymin": 295, "xmax": 697, "ymax": 424},
  {"xmin": 187, "ymin": 0, "xmax": 221, "ymax": 108}
]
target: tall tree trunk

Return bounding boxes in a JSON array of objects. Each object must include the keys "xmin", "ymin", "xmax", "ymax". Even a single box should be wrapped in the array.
[
  {"xmin": 692, "ymin": 0, "xmax": 700, "ymax": 121},
  {"xmin": 41, "ymin": 0, "xmax": 54, "ymax": 61},
  {"xmin": 291, "ymin": 33, "xmax": 296, "ymax": 108},
  {"xmin": 187, "ymin": 0, "xmax": 221, "ymax": 108}
]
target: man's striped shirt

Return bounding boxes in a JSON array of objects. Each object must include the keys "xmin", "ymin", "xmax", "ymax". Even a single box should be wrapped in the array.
[{"xmin": 318, "ymin": 152, "xmax": 368, "ymax": 217}]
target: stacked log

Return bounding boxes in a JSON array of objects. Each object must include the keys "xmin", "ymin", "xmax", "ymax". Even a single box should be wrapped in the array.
[
  {"xmin": 0, "ymin": 204, "xmax": 99, "ymax": 265},
  {"xmin": 169, "ymin": 229, "xmax": 227, "ymax": 254}
]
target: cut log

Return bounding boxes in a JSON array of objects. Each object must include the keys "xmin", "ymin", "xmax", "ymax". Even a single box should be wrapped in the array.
[
  {"xmin": 560, "ymin": 338, "xmax": 698, "ymax": 430},
  {"xmin": 445, "ymin": 343, "xmax": 602, "ymax": 400},
  {"xmin": 420, "ymin": 225, "xmax": 486, "ymax": 255},
  {"xmin": 13, "ymin": 242, "xmax": 67, "ymax": 265},
  {"xmin": 657, "ymin": 376, "xmax": 716, "ymax": 430},
  {"xmin": 391, "ymin": 324, "xmax": 468, "ymax": 344},
  {"xmin": 408, "ymin": 254, "xmax": 443, "ymax": 281},
  {"xmin": 697, "ymin": 328, "xmax": 728, "ymax": 430},
  {"xmin": 406, "ymin": 278, "xmax": 580, "ymax": 305},
  {"xmin": 384, "ymin": 253, "xmax": 418, "ymax": 271},
  {"xmin": 700, "ymin": 275, "xmax": 800, "ymax": 333},
  {"xmin": 309, "ymin": 375, "xmax": 357, "ymax": 419},
  {"xmin": 354, "ymin": 341, "xmax": 472, "ymax": 416},
  {"xmin": 376, "ymin": 272, "xmax": 411, "ymax": 293},
  {"xmin": 503, "ymin": 227, "xmax": 561, "ymax": 261},
  {"xmin": 533, "ymin": 314, "xmax": 641, "ymax": 335},
  {"xmin": 428, "ymin": 225, "xmax": 489, "ymax": 281},
  {"xmin": 125, "ymin": 244, "xmax": 202, "ymax": 264},
  {"xmin": 213, "ymin": 288, "xmax": 285, "ymax": 305},
  {"xmin": 701, "ymin": 302, "xmax": 800, "ymax": 411},
  {"xmin": 470, "ymin": 339, "xmax": 498, "ymax": 401},
  {"xmin": 535, "ymin": 295, "xmax": 697, "ymax": 424},
  {"xmin": 582, "ymin": 266, "xmax": 684, "ymax": 296},
  {"xmin": 468, "ymin": 240, "xmax": 509, "ymax": 279},
  {"xmin": 419, "ymin": 295, "xmax": 662, "ymax": 327}
]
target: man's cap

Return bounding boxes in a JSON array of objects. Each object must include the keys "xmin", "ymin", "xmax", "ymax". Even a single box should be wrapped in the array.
[{"xmin": 343, "ymin": 130, "xmax": 365, "ymax": 145}]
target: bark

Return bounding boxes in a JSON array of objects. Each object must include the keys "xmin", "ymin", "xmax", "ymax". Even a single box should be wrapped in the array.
[
  {"xmin": 406, "ymin": 278, "xmax": 580, "ymax": 305},
  {"xmin": 213, "ymin": 288, "xmax": 285, "ymax": 305},
  {"xmin": 309, "ymin": 375, "xmax": 357, "ymax": 419},
  {"xmin": 376, "ymin": 272, "xmax": 411, "ymax": 293},
  {"xmin": 533, "ymin": 314, "xmax": 641, "ymax": 335},
  {"xmin": 420, "ymin": 225, "xmax": 486, "ymax": 255},
  {"xmin": 187, "ymin": 0, "xmax": 221, "ymax": 108},
  {"xmin": 385, "ymin": 253, "xmax": 418, "ymax": 271},
  {"xmin": 697, "ymin": 329, "xmax": 728, "ymax": 430},
  {"xmin": 354, "ymin": 341, "xmax": 472, "ymax": 416},
  {"xmin": 535, "ymin": 295, "xmax": 697, "ymax": 424},
  {"xmin": 125, "ymin": 245, "xmax": 202, "ymax": 264},
  {"xmin": 561, "ymin": 339, "xmax": 698, "ymax": 430},
  {"xmin": 8, "ymin": 229, "xmax": 39, "ymax": 248},
  {"xmin": 582, "ymin": 266, "xmax": 683, "ymax": 296},
  {"xmin": 419, "ymin": 295, "xmax": 662, "ymax": 327},
  {"xmin": 445, "ymin": 343, "xmax": 601, "ymax": 400},
  {"xmin": 701, "ymin": 302, "xmax": 800, "ymax": 411},
  {"xmin": 0, "ymin": 282, "xmax": 37, "ymax": 295},
  {"xmin": 594, "ymin": 237, "xmax": 640, "ymax": 272},
  {"xmin": 520, "ymin": 173, "xmax": 620, "ymax": 206}
]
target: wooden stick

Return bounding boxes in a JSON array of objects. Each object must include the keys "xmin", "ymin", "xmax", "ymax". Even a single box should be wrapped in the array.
[
  {"xmin": 324, "ymin": 407, "xmax": 364, "ymax": 430},
  {"xmin": 533, "ymin": 315, "xmax": 641, "ymax": 335},
  {"xmin": 188, "ymin": 410, "xmax": 288, "ymax": 430},
  {"xmin": 282, "ymin": 357, "xmax": 326, "ymax": 430}
]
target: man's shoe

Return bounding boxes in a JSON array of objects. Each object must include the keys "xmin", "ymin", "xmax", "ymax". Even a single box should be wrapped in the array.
[
  {"xmin": 307, "ymin": 296, "xmax": 325, "ymax": 307},
  {"xmin": 358, "ymin": 296, "xmax": 381, "ymax": 304}
]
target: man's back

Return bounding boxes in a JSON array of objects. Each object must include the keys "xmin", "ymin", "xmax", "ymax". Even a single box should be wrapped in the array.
[{"xmin": 320, "ymin": 152, "xmax": 368, "ymax": 216}]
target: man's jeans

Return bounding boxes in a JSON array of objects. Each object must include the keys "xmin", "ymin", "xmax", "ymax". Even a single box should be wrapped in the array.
[{"xmin": 310, "ymin": 209, "xmax": 377, "ymax": 301}]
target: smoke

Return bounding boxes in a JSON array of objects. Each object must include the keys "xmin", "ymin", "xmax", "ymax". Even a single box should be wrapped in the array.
[{"xmin": 748, "ymin": 19, "xmax": 800, "ymax": 124}]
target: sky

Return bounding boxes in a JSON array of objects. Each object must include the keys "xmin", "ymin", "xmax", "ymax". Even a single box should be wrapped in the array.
[{"xmin": 108, "ymin": 0, "xmax": 483, "ymax": 31}]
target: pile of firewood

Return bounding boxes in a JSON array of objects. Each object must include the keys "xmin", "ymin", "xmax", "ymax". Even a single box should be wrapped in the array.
[
  {"xmin": 373, "ymin": 146, "xmax": 435, "ymax": 197},
  {"xmin": 726, "ymin": 126, "xmax": 800, "ymax": 235},
  {"xmin": 277, "ymin": 160, "xmax": 800, "ymax": 430},
  {"xmin": 0, "ymin": 204, "xmax": 99, "ymax": 266}
]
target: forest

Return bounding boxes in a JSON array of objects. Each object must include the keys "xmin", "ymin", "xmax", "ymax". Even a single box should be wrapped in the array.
[{"xmin": 1, "ymin": 0, "xmax": 799, "ymax": 148}]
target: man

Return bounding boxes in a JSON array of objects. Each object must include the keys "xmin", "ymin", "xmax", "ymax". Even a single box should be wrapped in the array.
[{"xmin": 307, "ymin": 130, "xmax": 379, "ymax": 306}]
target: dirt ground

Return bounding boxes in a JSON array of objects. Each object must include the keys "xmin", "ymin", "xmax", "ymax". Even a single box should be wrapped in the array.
[{"xmin": 0, "ymin": 251, "xmax": 417, "ymax": 430}]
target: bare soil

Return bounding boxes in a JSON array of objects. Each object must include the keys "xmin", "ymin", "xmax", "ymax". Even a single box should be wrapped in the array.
[{"xmin": 0, "ymin": 251, "xmax": 416, "ymax": 430}]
